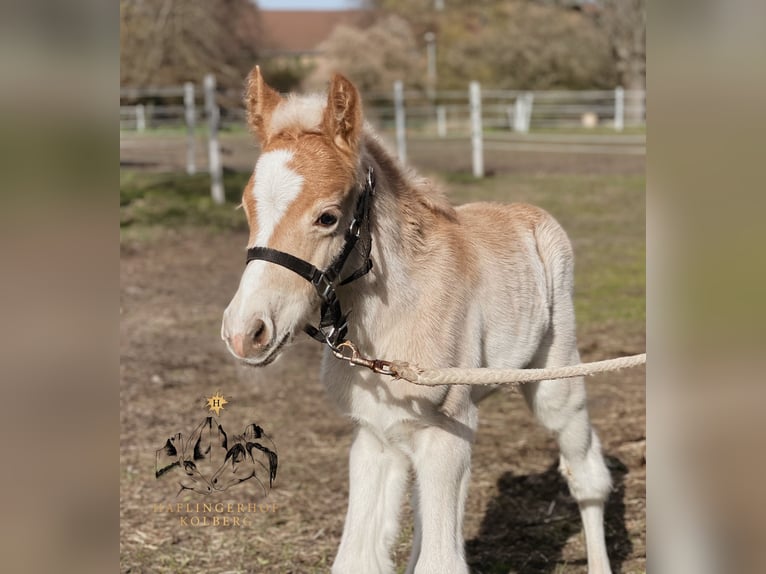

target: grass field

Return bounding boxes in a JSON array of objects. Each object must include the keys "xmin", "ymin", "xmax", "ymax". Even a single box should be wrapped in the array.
[{"xmin": 120, "ymin": 163, "xmax": 645, "ymax": 573}]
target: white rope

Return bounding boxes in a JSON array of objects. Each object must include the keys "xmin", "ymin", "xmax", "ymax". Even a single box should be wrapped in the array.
[{"xmin": 389, "ymin": 353, "xmax": 646, "ymax": 386}]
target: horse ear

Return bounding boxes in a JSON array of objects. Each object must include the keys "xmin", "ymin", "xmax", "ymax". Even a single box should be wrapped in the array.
[
  {"xmin": 323, "ymin": 73, "xmax": 362, "ymax": 153},
  {"xmin": 245, "ymin": 65, "xmax": 282, "ymax": 142},
  {"xmin": 217, "ymin": 424, "xmax": 228, "ymax": 450},
  {"xmin": 243, "ymin": 423, "xmax": 264, "ymax": 439}
]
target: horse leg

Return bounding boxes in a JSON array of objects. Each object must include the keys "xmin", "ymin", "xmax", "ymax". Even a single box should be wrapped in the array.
[
  {"xmin": 332, "ymin": 425, "xmax": 409, "ymax": 574},
  {"xmin": 407, "ymin": 421, "xmax": 475, "ymax": 574},
  {"xmin": 523, "ymin": 310, "xmax": 613, "ymax": 574}
]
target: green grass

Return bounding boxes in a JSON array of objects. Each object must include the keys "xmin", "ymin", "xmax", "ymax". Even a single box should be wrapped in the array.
[
  {"xmin": 442, "ymin": 171, "xmax": 645, "ymax": 339},
  {"xmin": 119, "ymin": 168, "xmax": 644, "ymax": 338},
  {"xmin": 119, "ymin": 124, "xmax": 248, "ymax": 137},
  {"xmin": 529, "ymin": 125, "xmax": 646, "ymax": 136},
  {"xmin": 477, "ymin": 125, "xmax": 645, "ymax": 137},
  {"xmin": 120, "ymin": 170, "xmax": 250, "ymax": 235}
]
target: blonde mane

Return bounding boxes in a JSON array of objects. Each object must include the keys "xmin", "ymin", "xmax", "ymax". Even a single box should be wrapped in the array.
[
  {"xmin": 361, "ymin": 131, "xmax": 457, "ymax": 223},
  {"xmin": 269, "ymin": 93, "xmax": 326, "ymax": 136}
]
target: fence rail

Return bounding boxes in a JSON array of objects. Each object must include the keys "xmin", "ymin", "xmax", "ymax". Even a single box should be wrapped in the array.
[
  {"xmin": 365, "ymin": 87, "xmax": 645, "ymax": 135},
  {"xmin": 120, "ymin": 79, "xmax": 646, "ymax": 191}
]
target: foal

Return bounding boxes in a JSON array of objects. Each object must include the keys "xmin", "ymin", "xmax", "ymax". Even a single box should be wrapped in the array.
[{"xmin": 222, "ymin": 67, "xmax": 613, "ymax": 574}]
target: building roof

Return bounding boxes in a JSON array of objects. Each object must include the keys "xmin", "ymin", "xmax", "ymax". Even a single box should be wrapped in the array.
[{"xmin": 259, "ymin": 10, "xmax": 372, "ymax": 55}]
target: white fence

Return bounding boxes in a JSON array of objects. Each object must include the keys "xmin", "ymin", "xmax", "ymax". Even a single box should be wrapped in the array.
[
  {"xmin": 120, "ymin": 76, "xmax": 224, "ymax": 202},
  {"xmin": 364, "ymin": 86, "xmax": 645, "ymax": 136},
  {"xmin": 121, "ymin": 78, "xmax": 646, "ymax": 184}
]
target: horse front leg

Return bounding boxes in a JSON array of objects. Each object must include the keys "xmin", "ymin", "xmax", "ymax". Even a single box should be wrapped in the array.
[
  {"xmin": 407, "ymin": 423, "xmax": 475, "ymax": 574},
  {"xmin": 332, "ymin": 425, "xmax": 409, "ymax": 574}
]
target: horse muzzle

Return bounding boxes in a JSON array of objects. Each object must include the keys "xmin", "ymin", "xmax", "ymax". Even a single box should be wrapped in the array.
[{"xmin": 221, "ymin": 313, "xmax": 289, "ymax": 366}]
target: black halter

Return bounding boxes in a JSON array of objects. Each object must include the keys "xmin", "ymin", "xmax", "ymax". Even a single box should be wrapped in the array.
[{"xmin": 245, "ymin": 167, "xmax": 376, "ymax": 351}]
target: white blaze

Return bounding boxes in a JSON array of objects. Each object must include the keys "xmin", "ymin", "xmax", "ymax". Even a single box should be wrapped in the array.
[
  {"xmin": 224, "ymin": 149, "xmax": 305, "ymax": 336},
  {"xmin": 251, "ymin": 149, "xmax": 304, "ymax": 247},
  {"xmin": 221, "ymin": 150, "xmax": 306, "ymax": 352}
]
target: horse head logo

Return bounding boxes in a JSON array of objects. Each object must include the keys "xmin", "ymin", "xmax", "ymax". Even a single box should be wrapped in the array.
[
  {"xmin": 211, "ymin": 424, "xmax": 278, "ymax": 495},
  {"xmin": 155, "ymin": 418, "xmax": 277, "ymax": 497}
]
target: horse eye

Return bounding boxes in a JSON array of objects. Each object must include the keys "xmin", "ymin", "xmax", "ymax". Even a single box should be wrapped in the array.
[{"xmin": 316, "ymin": 212, "xmax": 338, "ymax": 227}]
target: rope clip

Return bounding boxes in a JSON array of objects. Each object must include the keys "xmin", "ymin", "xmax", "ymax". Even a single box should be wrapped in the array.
[{"xmin": 331, "ymin": 341, "xmax": 396, "ymax": 376}]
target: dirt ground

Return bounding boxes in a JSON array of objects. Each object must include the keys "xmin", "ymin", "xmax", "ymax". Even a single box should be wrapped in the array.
[
  {"xmin": 119, "ymin": 132, "xmax": 645, "ymax": 177},
  {"xmin": 120, "ymin": 143, "xmax": 645, "ymax": 574}
]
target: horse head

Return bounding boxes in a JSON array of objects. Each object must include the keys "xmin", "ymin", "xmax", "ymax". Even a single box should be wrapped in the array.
[{"xmin": 221, "ymin": 66, "xmax": 367, "ymax": 366}]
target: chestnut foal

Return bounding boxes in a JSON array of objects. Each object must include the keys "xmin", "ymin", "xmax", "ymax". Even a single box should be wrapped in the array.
[{"xmin": 222, "ymin": 68, "xmax": 613, "ymax": 574}]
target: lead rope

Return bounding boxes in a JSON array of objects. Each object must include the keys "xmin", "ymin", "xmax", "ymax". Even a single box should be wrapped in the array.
[{"xmin": 331, "ymin": 341, "xmax": 645, "ymax": 386}]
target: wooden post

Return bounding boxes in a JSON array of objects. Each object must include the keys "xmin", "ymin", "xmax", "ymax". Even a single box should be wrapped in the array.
[
  {"xmin": 469, "ymin": 81, "xmax": 483, "ymax": 178},
  {"xmin": 204, "ymin": 74, "xmax": 225, "ymax": 205},
  {"xmin": 136, "ymin": 104, "xmax": 146, "ymax": 132},
  {"xmin": 184, "ymin": 82, "xmax": 196, "ymax": 175},
  {"xmin": 393, "ymin": 81, "xmax": 407, "ymax": 164},
  {"xmin": 436, "ymin": 105, "xmax": 447, "ymax": 138},
  {"xmin": 614, "ymin": 86, "xmax": 625, "ymax": 132}
]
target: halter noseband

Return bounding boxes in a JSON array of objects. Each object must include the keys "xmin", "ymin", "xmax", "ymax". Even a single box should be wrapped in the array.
[{"xmin": 245, "ymin": 167, "xmax": 376, "ymax": 352}]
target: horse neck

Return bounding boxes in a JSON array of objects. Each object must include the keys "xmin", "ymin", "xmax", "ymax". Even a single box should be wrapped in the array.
[{"xmin": 341, "ymin": 132, "xmax": 455, "ymax": 342}]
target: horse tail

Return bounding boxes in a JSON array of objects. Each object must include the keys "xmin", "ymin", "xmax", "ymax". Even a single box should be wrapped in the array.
[{"xmin": 532, "ymin": 211, "xmax": 576, "ymax": 313}]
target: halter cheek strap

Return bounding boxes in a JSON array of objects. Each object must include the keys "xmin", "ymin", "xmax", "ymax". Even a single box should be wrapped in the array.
[{"xmin": 244, "ymin": 167, "xmax": 376, "ymax": 350}]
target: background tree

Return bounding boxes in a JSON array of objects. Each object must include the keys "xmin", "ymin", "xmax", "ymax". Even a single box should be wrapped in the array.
[
  {"xmin": 120, "ymin": 0, "xmax": 261, "ymax": 91},
  {"xmin": 436, "ymin": 1, "xmax": 616, "ymax": 90},
  {"xmin": 305, "ymin": 15, "xmax": 425, "ymax": 93},
  {"xmin": 363, "ymin": 0, "xmax": 635, "ymax": 91},
  {"xmin": 597, "ymin": 0, "xmax": 646, "ymax": 121}
]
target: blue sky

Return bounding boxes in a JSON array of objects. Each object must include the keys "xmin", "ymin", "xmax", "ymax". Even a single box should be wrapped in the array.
[{"xmin": 258, "ymin": 0, "xmax": 363, "ymax": 10}]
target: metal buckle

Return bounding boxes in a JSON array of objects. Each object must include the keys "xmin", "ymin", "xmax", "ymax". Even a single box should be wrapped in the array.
[
  {"xmin": 321, "ymin": 325, "xmax": 337, "ymax": 344},
  {"xmin": 313, "ymin": 273, "xmax": 336, "ymax": 302},
  {"xmin": 348, "ymin": 218, "xmax": 361, "ymax": 238},
  {"xmin": 331, "ymin": 341, "xmax": 395, "ymax": 376}
]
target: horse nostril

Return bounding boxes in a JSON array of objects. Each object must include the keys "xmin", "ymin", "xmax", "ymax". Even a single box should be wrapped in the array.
[{"xmin": 251, "ymin": 319, "xmax": 269, "ymax": 347}]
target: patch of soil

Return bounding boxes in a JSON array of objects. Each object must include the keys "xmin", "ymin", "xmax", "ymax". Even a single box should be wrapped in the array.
[{"xmin": 119, "ymin": 133, "xmax": 644, "ymax": 177}]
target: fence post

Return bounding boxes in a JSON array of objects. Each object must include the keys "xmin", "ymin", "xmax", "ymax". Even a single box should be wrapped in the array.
[
  {"xmin": 436, "ymin": 105, "xmax": 447, "ymax": 138},
  {"xmin": 513, "ymin": 97, "xmax": 524, "ymax": 132},
  {"xmin": 523, "ymin": 92, "xmax": 534, "ymax": 132},
  {"xmin": 512, "ymin": 93, "xmax": 533, "ymax": 133},
  {"xmin": 614, "ymin": 86, "xmax": 625, "ymax": 132},
  {"xmin": 393, "ymin": 81, "xmax": 407, "ymax": 164},
  {"xmin": 469, "ymin": 81, "xmax": 484, "ymax": 178},
  {"xmin": 184, "ymin": 82, "xmax": 196, "ymax": 175},
  {"xmin": 136, "ymin": 104, "xmax": 146, "ymax": 132},
  {"xmin": 204, "ymin": 74, "xmax": 225, "ymax": 205}
]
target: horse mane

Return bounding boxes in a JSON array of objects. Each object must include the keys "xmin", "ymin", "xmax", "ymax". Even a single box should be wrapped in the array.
[{"xmin": 361, "ymin": 131, "xmax": 457, "ymax": 223}]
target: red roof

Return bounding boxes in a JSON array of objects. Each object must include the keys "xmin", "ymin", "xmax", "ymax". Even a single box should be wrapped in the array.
[{"xmin": 260, "ymin": 10, "xmax": 373, "ymax": 55}]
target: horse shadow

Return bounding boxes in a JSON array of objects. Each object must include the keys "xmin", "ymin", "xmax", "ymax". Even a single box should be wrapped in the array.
[{"xmin": 466, "ymin": 456, "xmax": 631, "ymax": 574}]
